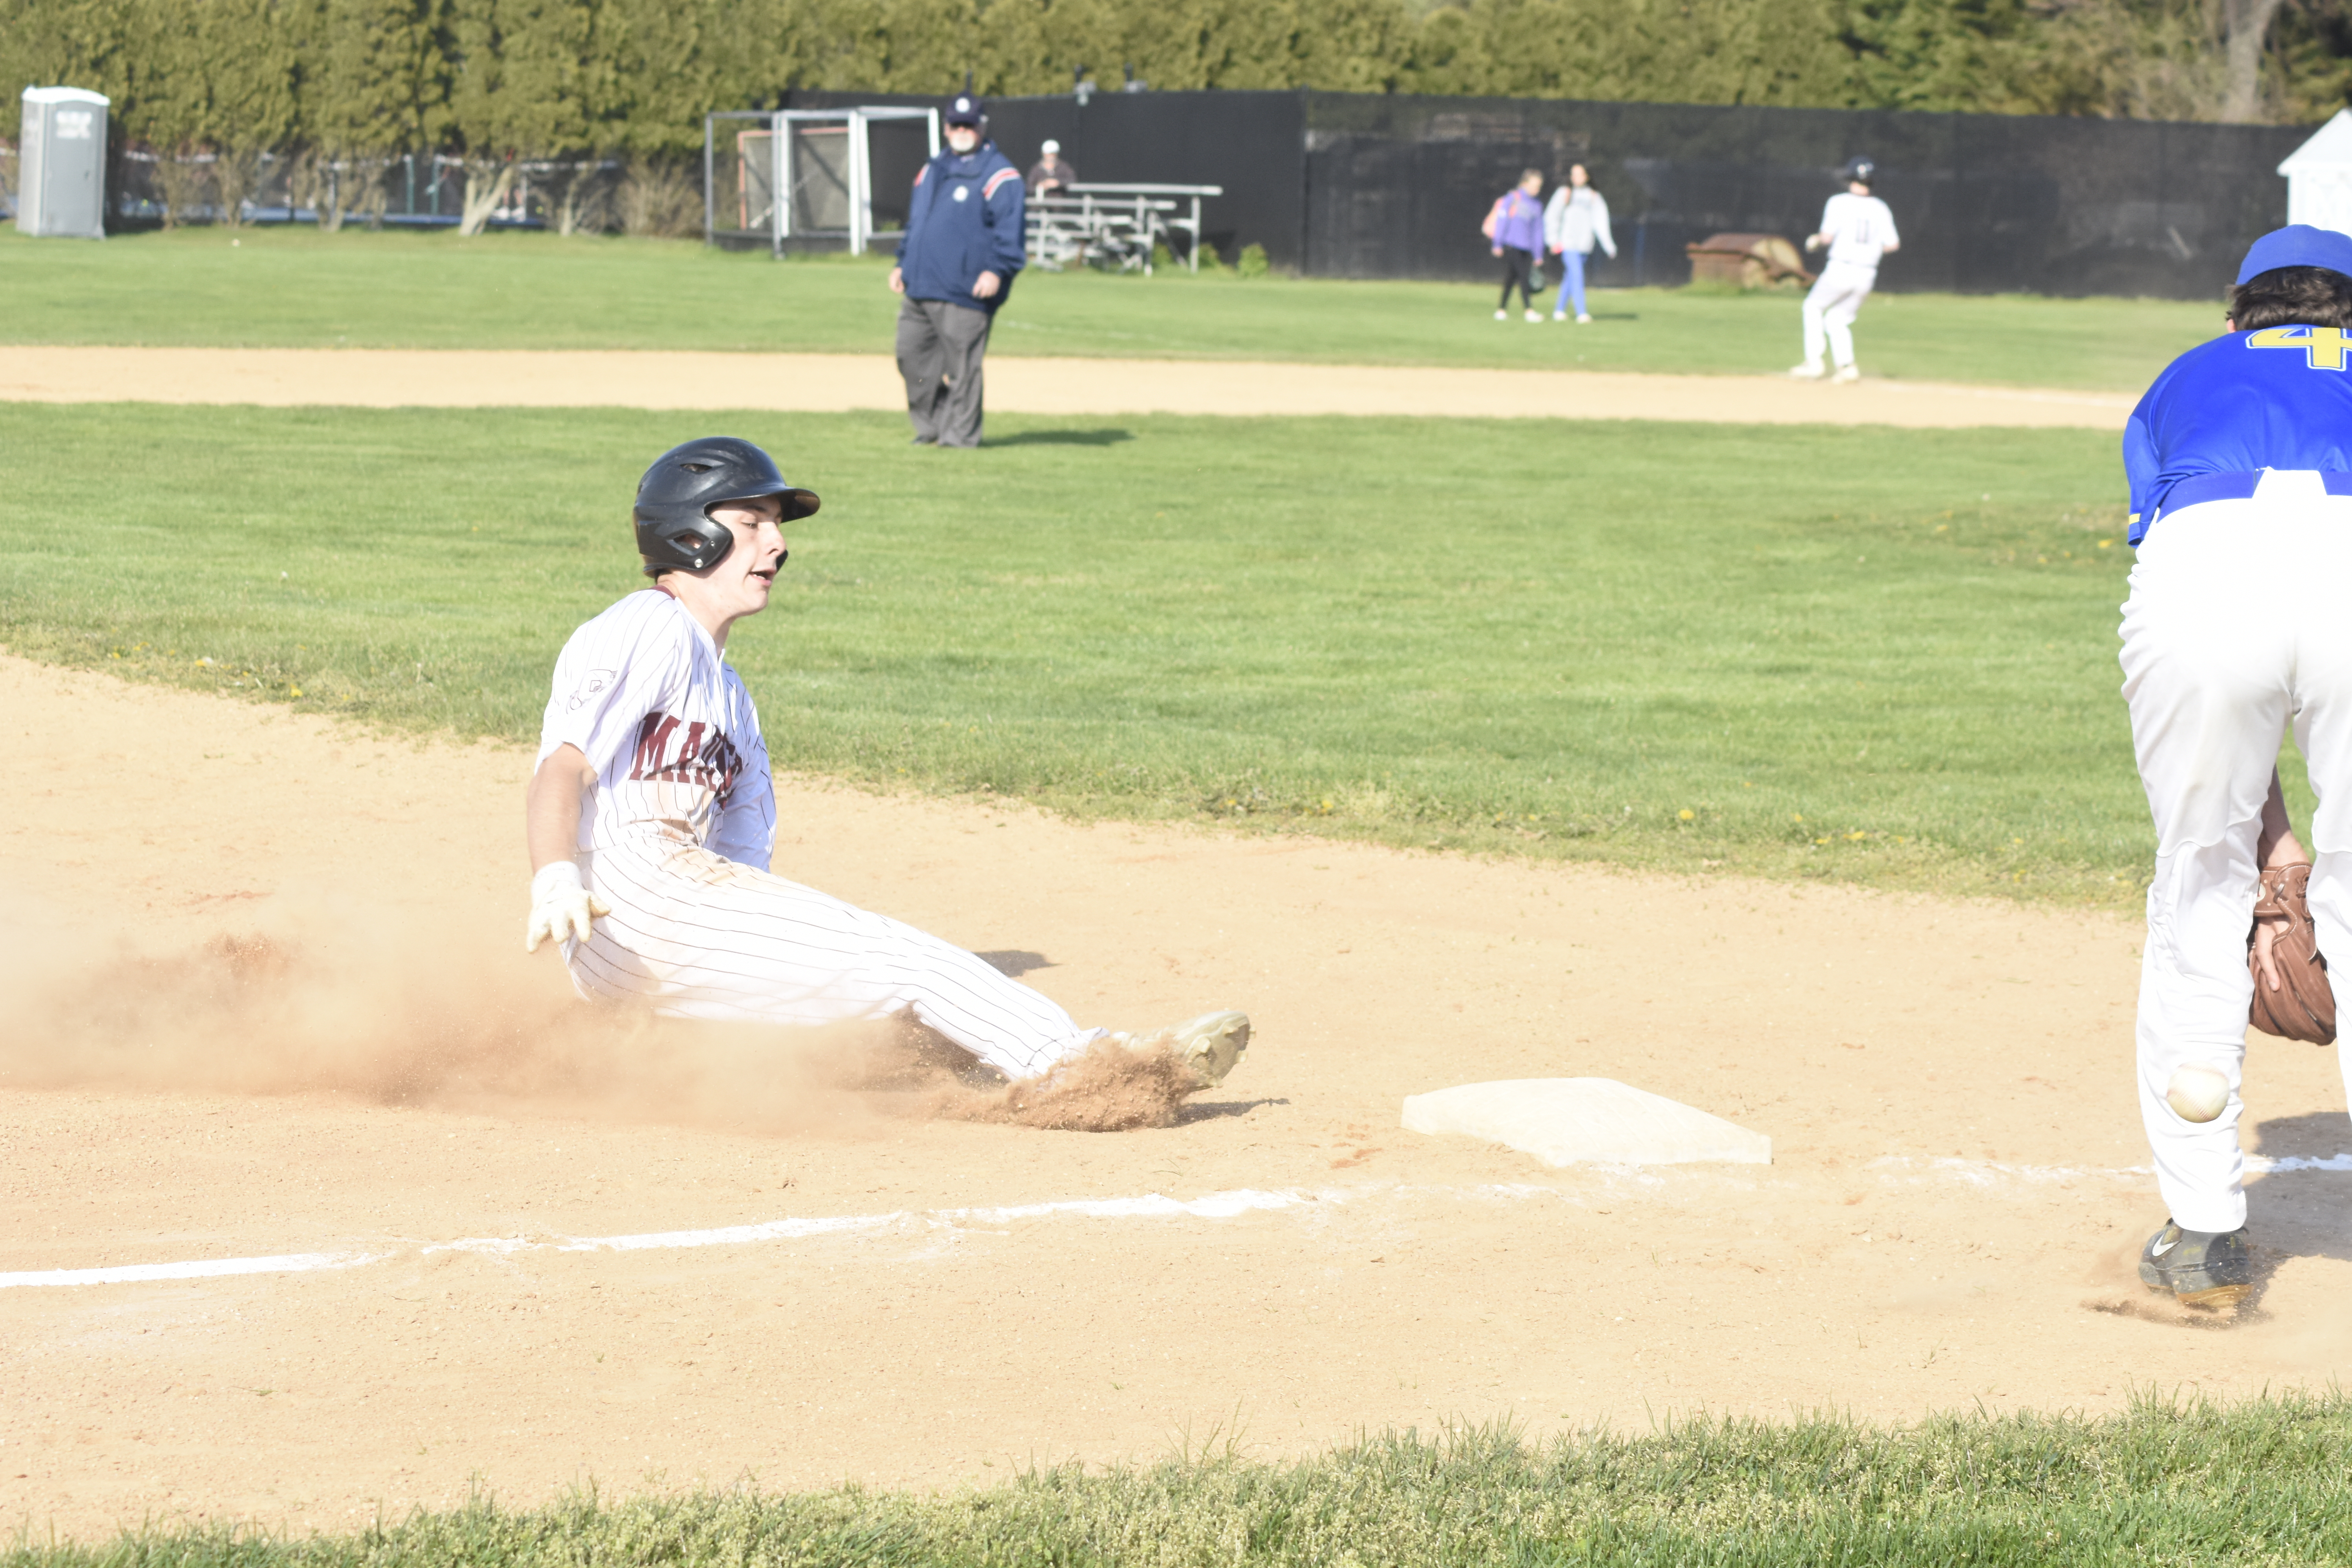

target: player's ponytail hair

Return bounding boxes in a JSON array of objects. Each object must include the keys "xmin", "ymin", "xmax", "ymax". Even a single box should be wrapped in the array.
[{"xmin": 2229, "ymin": 266, "xmax": 2352, "ymax": 332}]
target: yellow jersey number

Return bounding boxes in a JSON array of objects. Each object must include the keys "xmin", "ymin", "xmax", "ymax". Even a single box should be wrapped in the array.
[{"xmin": 2247, "ymin": 325, "xmax": 2352, "ymax": 370}]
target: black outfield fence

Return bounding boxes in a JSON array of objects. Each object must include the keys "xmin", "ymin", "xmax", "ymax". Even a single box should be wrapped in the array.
[
  {"xmin": 786, "ymin": 87, "xmax": 2312, "ymax": 300},
  {"xmin": 784, "ymin": 88, "xmax": 1307, "ymax": 271}
]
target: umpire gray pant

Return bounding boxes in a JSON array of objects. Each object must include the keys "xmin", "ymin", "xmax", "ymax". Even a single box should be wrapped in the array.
[{"xmin": 896, "ymin": 297, "xmax": 993, "ymax": 448}]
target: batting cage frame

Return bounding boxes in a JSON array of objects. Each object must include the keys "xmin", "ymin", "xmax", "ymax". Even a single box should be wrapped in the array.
[{"xmin": 703, "ymin": 106, "xmax": 939, "ymax": 257}]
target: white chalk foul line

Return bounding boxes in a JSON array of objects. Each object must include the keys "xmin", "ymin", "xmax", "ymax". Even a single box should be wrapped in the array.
[
  {"xmin": 1870, "ymin": 1152, "xmax": 2352, "ymax": 1185},
  {"xmin": 0, "ymin": 1188, "xmax": 1321, "ymax": 1291},
  {"xmin": 1870, "ymin": 1156, "xmax": 2150, "ymax": 1186},
  {"xmin": 2251, "ymin": 1152, "xmax": 2352, "ymax": 1174},
  {"xmin": 0, "ymin": 1250, "xmax": 393, "ymax": 1290},
  {"xmin": 13, "ymin": 1156, "xmax": 2346, "ymax": 1293}
]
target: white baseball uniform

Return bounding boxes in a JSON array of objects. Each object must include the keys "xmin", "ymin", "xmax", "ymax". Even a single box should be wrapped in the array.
[
  {"xmin": 2120, "ymin": 478, "xmax": 2352, "ymax": 1231},
  {"xmin": 1803, "ymin": 192, "xmax": 1898, "ymax": 369},
  {"xmin": 537, "ymin": 586, "xmax": 1103, "ymax": 1081},
  {"xmin": 2119, "ymin": 320, "xmax": 2352, "ymax": 1236}
]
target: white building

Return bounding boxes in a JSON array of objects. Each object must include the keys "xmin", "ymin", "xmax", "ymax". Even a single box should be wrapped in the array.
[{"xmin": 2279, "ymin": 109, "xmax": 2352, "ymax": 237}]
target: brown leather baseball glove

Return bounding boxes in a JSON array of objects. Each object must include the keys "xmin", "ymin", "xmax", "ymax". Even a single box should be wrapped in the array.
[{"xmin": 2249, "ymin": 862, "xmax": 2336, "ymax": 1044}]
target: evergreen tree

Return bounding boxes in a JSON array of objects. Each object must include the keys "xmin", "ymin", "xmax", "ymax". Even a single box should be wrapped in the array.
[{"xmin": 5, "ymin": 0, "xmax": 2347, "ymax": 235}]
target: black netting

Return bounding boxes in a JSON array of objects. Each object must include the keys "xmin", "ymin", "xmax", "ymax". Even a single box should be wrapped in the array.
[
  {"xmin": 865, "ymin": 117, "xmax": 932, "ymax": 231},
  {"xmin": 785, "ymin": 87, "xmax": 2314, "ymax": 298}
]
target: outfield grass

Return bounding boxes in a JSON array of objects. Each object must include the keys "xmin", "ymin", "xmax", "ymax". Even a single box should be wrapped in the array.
[
  {"xmin": 11, "ymin": 1394, "xmax": 2351, "ymax": 1564},
  {"xmin": 0, "ymin": 400, "xmax": 2265, "ymax": 906},
  {"xmin": 0, "ymin": 223, "xmax": 2219, "ymax": 389}
]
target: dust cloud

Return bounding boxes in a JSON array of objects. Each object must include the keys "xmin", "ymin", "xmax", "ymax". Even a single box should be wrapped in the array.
[
  {"xmin": 0, "ymin": 895, "xmax": 985, "ymax": 1135},
  {"xmin": 927, "ymin": 1037, "xmax": 1199, "ymax": 1132}
]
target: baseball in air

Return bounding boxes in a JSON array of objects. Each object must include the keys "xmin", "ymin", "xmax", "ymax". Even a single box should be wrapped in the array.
[{"xmin": 2165, "ymin": 1064, "xmax": 2231, "ymax": 1123}]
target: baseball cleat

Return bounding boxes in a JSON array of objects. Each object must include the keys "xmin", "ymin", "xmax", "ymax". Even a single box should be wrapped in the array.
[
  {"xmin": 1788, "ymin": 360, "xmax": 1827, "ymax": 379},
  {"xmin": 2138, "ymin": 1220, "xmax": 2254, "ymax": 1307},
  {"xmin": 1575, "ymin": 313, "xmax": 1593, "ymax": 323},
  {"xmin": 1117, "ymin": 1011, "xmax": 1250, "ymax": 1089},
  {"xmin": 1831, "ymin": 365, "xmax": 1862, "ymax": 384},
  {"xmin": 1524, "ymin": 309, "xmax": 1544, "ymax": 322},
  {"xmin": 1493, "ymin": 309, "xmax": 1508, "ymax": 320}
]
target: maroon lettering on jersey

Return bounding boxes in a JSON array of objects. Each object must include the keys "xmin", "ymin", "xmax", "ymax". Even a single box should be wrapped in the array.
[{"xmin": 628, "ymin": 711, "xmax": 744, "ymax": 801}]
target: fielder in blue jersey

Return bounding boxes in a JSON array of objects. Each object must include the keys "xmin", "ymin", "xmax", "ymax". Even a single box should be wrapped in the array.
[
  {"xmin": 2118, "ymin": 224, "xmax": 2352, "ymax": 1308},
  {"xmin": 889, "ymin": 93, "xmax": 1026, "ymax": 448}
]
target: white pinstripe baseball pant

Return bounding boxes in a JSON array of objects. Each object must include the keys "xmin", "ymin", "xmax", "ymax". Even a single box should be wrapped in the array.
[{"xmin": 564, "ymin": 843, "xmax": 1102, "ymax": 1082}]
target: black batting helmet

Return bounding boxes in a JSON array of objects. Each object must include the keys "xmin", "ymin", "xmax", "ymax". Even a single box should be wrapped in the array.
[
  {"xmin": 632, "ymin": 437, "xmax": 820, "ymax": 577},
  {"xmin": 1840, "ymin": 156, "xmax": 1876, "ymax": 185}
]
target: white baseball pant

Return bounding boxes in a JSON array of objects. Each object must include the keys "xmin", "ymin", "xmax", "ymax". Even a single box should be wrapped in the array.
[
  {"xmin": 1802, "ymin": 260, "xmax": 1877, "ymax": 369},
  {"xmin": 2119, "ymin": 470, "xmax": 2352, "ymax": 1232},
  {"xmin": 563, "ymin": 843, "xmax": 1103, "ymax": 1082}
]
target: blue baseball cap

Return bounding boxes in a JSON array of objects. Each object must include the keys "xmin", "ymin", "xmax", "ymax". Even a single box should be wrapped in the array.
[
  {"xmin": 945, "ymin": 94, "xmax": 984, "ymax": 126},
  {"xmin": 2236, "ymin": 224, "xmax": 2352, "ymax": 284}
]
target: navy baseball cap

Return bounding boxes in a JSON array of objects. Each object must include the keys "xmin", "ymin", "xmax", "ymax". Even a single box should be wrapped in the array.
[
  {"xmin": 2236, "ymin": 224, "xmax": 2352, "ymax": 283},
  {"xmin": 945, "ymin": 94, "xmax": 984, "ymax": 126}
]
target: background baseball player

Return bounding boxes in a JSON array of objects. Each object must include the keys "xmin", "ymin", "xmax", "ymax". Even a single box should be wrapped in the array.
[
  {"xmin": 2118, "ymin": 225, "xmax": 2352, "ymax": 1307},
  {"xmin": 523, "ymin": 436, "xmax": 1250, "ymax": 1098},
  {"xmin": 890, "ymin": 94, "xmax": 1025, "ymax": 448},
  {"xmin": 1791, "ymin": 157, "xmax": 1899, "ymax": 384}
]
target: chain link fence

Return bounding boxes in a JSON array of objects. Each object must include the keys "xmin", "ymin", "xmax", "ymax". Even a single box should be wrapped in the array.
[{"xmin": 94, "ymin": 148, "xmax": 691, "ymax": 235}]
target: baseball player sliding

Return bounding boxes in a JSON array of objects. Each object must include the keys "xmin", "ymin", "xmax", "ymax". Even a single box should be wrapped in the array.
[
  {"xmin": 1791, "ymin": 157, "xmax": 1898, "ymax": 384},
  {"xmin": 2119, "ymin": 225, "xmax": 2352, "ymax": 1307},
  {"xmin": 521, "ymin": 437, "xmax": 1250, "ymax": 1099}
]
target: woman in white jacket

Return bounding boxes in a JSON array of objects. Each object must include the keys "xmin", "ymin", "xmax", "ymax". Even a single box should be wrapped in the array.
[{"xmin": 1543, "ymin": 164, "xmax": 1616, "ymax": 324}]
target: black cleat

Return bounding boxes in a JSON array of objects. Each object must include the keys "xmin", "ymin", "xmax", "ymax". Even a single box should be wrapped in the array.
[{"xmin": 2138, "ymin": 1220, "xmax": 2254, "ymax": 1308}]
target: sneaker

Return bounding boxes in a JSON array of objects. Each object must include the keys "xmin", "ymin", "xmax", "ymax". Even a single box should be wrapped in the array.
[
  {"xmin": 1575, "ymin": 313, "xmax": 1593, "ymax": 324},
  {"xmin": 1523, "ymin": 309, "xmax": 1543, "ymax": 322},
  {"xmin": 1494, "ymin": 309, "xmax": 1508, "ymax": 321},
  {"xmin": 1115, "ymin": 1011, "xmax": 1250, "ymax": 1089},
  {"xmin": 1788, "ymin": 361, "xmax": 1827, "ymax": 379},
  {"xmin": 1831, "ymin": 365, "xmax": 1861, "ymax": 384},
  {"xmin": 2138, "ymin": 1220, "xmax": 2254, "ymax": 1307}
]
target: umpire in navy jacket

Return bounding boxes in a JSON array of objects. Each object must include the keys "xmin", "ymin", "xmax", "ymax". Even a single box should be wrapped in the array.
[{"xmin": 889, "ymin": 94, "xmax": 1026, "ymax": 447}]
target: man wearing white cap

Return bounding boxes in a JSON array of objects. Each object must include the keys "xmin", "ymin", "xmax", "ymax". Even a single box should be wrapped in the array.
[
  {"xmin": 2117, "ymin": 223, "xmax": 2352, "ymax": 1309},
  {"xmin": 1027, "ymin": 140, "xmax": 1077, "ymax": 195}
]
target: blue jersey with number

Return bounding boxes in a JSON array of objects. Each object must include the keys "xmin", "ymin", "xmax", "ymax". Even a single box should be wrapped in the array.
[{"xmin": 2125, "ymin": 327, "xmax": 2352, "ymax": 544}]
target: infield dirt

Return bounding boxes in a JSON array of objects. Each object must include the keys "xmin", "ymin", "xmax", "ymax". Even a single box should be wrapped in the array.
[
  {"xmin": 2, "ymin": 654, "xmax": 2348, "ymax": 1539},
  {"xmin": 0, "ymin": 347, "xmax": 2131, "ymax": 427}
]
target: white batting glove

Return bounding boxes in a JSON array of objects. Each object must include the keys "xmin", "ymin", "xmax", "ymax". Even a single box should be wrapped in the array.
[{"xmin": 524, "ymin": 861, "xmax": 610, "ymax": 954}]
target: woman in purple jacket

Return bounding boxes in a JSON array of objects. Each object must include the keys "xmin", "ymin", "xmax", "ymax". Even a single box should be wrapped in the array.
[{"xmin": 1483, "ymin": 169, "xmax": 1546, "ymax": 321}]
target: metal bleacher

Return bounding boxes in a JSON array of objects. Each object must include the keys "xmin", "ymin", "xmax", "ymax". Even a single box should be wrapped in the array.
[{"xmin": 1025, "ymin": 183, "xmax": 1224, "ymax": 275}]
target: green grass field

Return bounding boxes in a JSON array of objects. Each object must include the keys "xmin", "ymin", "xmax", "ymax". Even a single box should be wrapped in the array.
[
  {"xmin": 0, "ymin": 223, "xmax": 2220, "ymax": 388},
  {"xmin": 4, "ymin": 236, "xmax": 2336, "ymax": 1558},
  {"xmin": 0, "ymin": 398, "xmax": 2267, "ymax": 907},
  {"xmin": 11, "ymin": 1394, "xmax": 2350, "ymax": 1566}
]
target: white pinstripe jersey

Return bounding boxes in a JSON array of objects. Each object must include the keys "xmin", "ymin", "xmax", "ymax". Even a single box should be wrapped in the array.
[{"xmin": 537, "ymin": 588, "xmax": 777, "ymax": 870}]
